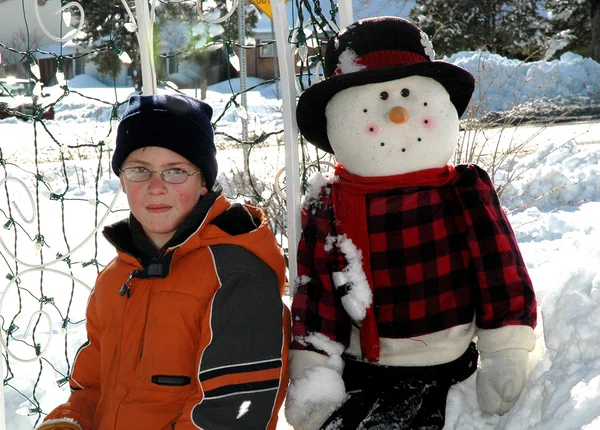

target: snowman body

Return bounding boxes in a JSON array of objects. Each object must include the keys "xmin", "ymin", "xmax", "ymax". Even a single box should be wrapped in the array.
[
  {"xmin": 323, "ymin": 75, "xmax": 480, "ymax": 369},
  {"xmin": 286, "ymin": 17, "xmax": 537, "ymax": 430}
]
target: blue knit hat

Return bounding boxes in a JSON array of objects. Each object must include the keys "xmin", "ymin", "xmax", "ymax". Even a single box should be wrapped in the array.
[{"xmin": 113, "ymin": 94, "xmax": 218, "ymax": 191}]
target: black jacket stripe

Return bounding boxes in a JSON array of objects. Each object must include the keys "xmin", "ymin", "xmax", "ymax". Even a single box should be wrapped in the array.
[
  {"xmin": 199, "ymin": 358, "xmax": 282, "ymax": 382},
  {"xmin": 202, "ymin": 379, "xmax": 280, "ymax": 399}
]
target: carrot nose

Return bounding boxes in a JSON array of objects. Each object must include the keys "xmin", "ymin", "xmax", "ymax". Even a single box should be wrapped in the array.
[{"xmin": 389, "ymin": 106, "xmax": 409, "ymax": 124}]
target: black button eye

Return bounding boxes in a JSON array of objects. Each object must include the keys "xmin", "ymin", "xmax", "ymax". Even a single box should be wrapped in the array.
[
  {"xmin": 380, "ymin": 91, "xmax": 389, "ymax": 100},
  {"xmin": 401, "ymin": 88, "xmax": 410, "ymax": 97}
]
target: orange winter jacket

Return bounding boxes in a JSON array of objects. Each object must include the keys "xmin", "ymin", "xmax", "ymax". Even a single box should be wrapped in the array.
[{"xmin": 43, "ymin": 192, "xmax": 290, "ymax": 430}]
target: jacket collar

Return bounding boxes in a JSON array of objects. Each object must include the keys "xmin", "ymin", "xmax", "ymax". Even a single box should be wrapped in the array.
[{"xmin": 103, "ymin": 183, "xmax": 223, "ymax": 265}]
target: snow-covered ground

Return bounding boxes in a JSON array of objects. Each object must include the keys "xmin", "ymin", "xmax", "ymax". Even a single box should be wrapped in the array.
[{"xmin": 1, "ymin": 49, "xmax": 600, "ymax": 429}]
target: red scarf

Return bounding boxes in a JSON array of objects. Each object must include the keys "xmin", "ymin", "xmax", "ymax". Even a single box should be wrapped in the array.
[{"xmin": 331, "ymin": 163, "xmax": 457, "ymax": 362}]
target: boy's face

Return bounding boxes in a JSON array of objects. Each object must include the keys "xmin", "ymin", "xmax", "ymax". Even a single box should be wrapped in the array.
[{"xmin": 119, "ymin": 146, "xmax": 208, "ymax": 249}]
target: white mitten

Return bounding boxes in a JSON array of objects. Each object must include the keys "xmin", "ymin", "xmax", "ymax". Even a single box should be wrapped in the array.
[
  {"xmin": 476, "ymin": 348, "xmax": 529, "ymax": 415},
  {"xmin": 285, "ymin": 365, "xmax": 346, "ymax": 429}
]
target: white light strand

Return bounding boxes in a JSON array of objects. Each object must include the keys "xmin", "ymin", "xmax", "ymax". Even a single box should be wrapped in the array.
[{"xmin": 35, "ymin": 0, "xmax": 85, "ymax": 43}]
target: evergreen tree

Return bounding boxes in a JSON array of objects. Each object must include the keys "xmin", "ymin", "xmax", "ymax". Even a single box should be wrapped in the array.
[
  {"xmin": 408, "ymin": 0, "xmax": 547, "ymax": 60},
  {"xmin": 594, "ymin": 0, "xmax": 600, "ymax": 61},
  {"xmin": 75, "ymin": 0, "xmax": 145, "ymax": 90},
  {"xmin": 545, "ymin": 0, "xmax": 599, "ymax": 61}
]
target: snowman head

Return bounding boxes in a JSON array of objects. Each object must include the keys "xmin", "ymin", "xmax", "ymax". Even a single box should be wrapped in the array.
[
  {"xmin": 297, "ymin": 16, "xmax": 474, "ymax": 169},
  {"xmin": 325, "ymin": 75, "xmax": 459, "ymax": 176}
]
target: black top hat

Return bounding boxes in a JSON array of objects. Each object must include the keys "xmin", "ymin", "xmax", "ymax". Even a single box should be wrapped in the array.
[{"xmin": 296, "ymin": 16, "xmax": 475, "ymax": 154}]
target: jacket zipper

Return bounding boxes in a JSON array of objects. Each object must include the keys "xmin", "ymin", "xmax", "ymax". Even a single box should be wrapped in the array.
[
  {"xmin": 113, "ymin": 274, "xmax": 137, "ymax": 427},
  {"xmin": 137, "ymin": 278, "xmax": 156, "ymax": 363},
  {"xmin": 120, "ymin": 269, "xmax": 142, "ymax": 298}
]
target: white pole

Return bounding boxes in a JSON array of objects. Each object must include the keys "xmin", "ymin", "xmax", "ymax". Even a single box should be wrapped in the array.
[
  {"xmin": 134, "ymin": 0, "xmax": 157, "ymax": 95},
  {"xmin": 0, "ymin": 347, "xmax": 5, "ymax": 430},
  {"xmin": 238, "ymin": 0, "xmax": 248, "ymax": 142},
  {"xmin": 337, "ymin": 0, "xmax": 354, "ymax": 28},
  {"xmin": 271, "ymin": 0, "xmax": 300, "ymax": 284}
]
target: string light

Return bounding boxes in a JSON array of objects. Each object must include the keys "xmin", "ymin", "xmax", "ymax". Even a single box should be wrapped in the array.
[
  {"xmin": 111, "ymin": 45, "xmax": 132, "ymax": 64},
  {"xmin": 34, "ymin": 235, "xmax": 45, "ymax": 255},
  {"xmin": 227, "ymin": 44, "xmax": 241, "ymax": 72},
  {"xmin": 56, "ymin": 70, "xmax": 67, "ymax": 87},
  {"xmin": 295, "ymin": 27, "xmax": 309, "ymax": 64},
  {"xmin": 234, "ymin": 101, "xmax": 248, "ymax": 120},
  {"xmin": 28, "ymin": 56, "xmax": 41, "ymax": 80},
  {"xmin": 124, "ymin": 22, "xmax": 137, "ymax": 32},
  {"xmin": 62, "ymin": 10, "xmax": 72, "ymax": 27},
  {"xmin": 16, "ymin": 407, "xmax": 41, "ymax": 416},
  {"xmin": 297, "ymin": 44, "xmax": 309, "ymax": 64}
]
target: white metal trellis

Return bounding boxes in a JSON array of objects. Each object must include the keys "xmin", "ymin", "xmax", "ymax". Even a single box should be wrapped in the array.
[{"xmin": 0, "ymin": 178, "xmax": 120, "ymax": 430}]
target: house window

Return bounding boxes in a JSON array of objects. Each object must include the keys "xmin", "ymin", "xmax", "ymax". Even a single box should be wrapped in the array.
[
  {"xmin": 166, "ymin": 54, "xmax": 177, "ymax": 75},
  {"xmin": 259, "ymin": 40, "xmax": 276, "ymax": 58},
  {"xmin": 74, "ymin": 56, "xmax": 84, "ymax": 76}
]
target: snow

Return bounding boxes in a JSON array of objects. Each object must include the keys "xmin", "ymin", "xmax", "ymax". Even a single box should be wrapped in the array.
[
  {"xmin": 299, "ymin": 333, "xmax": 346, "ymax": 358},
  {"xmin": 449, "ymin": 50, "xmax": 600, "ymax": 114},
  {"xmin": 335, "ymin": 48, "xmax": 366, "ymax": 75},
  {"xmin": 65, "ymin": 74, "xmax": 108, "ymax": 88},
  {"xmin": 330, "ymin": 235, "xmax": 372, "ymax": 322},
  {"xmin": 0, "ymin": 45, "xmax": 600, "ymax": 430}
]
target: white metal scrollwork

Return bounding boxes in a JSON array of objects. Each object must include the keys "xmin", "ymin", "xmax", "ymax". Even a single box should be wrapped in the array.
[
  {"xmin": 34, "ymin": 0, "xmax": 85, "ymax": 43},
  {"xmin": 197, "ymin": 0, "xmax": 239, "ymax": 24}
]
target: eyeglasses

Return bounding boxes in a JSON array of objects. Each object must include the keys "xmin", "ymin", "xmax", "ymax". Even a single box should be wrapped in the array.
[{"xmin": 120, "ymin": 166, "xmax": 203, "ymax": 184}]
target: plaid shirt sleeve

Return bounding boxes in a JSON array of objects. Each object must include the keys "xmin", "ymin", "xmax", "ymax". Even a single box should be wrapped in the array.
[
  {"xmin": 290, "ymin": 186, "xmax": 352, "ymax": 353},
  {"xmin": 455, "ymin": 164, "xmax": 537, "ymax": 330}
]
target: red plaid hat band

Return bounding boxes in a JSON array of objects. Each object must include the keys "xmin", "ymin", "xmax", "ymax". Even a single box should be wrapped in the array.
[{"xmin": 332, "ymin": 50, "xmax": 429, "ymax": 76}]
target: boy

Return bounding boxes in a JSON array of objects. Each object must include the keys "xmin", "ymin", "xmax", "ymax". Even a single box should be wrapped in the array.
[{"xmin": 38, "ymin": 94, "xmax": 290, "ymax": 430}]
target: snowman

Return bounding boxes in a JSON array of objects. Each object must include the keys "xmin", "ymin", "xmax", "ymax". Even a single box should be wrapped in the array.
[{"xmin": 285, "ymin": 17, "xmax": 537, "ymax": 430}]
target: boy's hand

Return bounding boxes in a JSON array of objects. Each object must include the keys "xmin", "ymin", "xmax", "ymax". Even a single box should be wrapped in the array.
[{"xmin": 36, "ymin": 420, "xmax": 82, "ymax": 430}]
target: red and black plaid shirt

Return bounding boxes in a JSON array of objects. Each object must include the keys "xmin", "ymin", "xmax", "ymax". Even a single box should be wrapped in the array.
[{"xmin": 291, "ymin": 164, "xmax": 537, "ymax": 352}]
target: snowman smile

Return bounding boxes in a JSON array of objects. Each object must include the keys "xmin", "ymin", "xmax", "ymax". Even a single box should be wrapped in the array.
[{"xmin": 378, "ymin": 141, "xmax": 407, "ymax": 153}]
